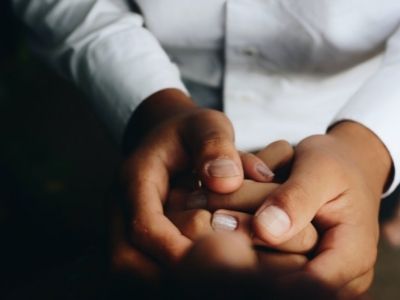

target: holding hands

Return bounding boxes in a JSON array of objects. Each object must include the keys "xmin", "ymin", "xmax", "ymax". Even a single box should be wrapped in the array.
[{"xmin": 112, "ymin": 91, "xmax": 392, "ymax": 299}]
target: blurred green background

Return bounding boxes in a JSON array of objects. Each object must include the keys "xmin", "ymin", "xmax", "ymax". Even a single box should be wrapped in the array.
[{"xmin": 1, "ymin": 2, "xmax": 400, "ymax": 299}]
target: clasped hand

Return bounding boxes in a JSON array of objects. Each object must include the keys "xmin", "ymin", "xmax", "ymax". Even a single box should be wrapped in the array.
[{"xmin": 111, "ymin": 90, "xmax": 392, "ymax": 299}]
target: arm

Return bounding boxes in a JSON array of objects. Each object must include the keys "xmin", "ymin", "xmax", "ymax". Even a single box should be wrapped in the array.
[
  {"xmin": 331, "ymin": 24, "xmax": 400, "ymax": 195},
  {"xmin": 240, "ymin": 27, "xmax": 400, "ymax": 297},
  {"xmin": 12, "ymin": 0, "xmax": 187, "ymax": 142},
  {"xmin": 13, "ymin": 0, "xmax": 246, "ymax": 267}
]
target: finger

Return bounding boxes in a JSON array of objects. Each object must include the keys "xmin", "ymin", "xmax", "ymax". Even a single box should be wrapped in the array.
[
  {"xmin": 240, "ymin": 151, "xmax": 275, "ymax": 182},
  {"xmin": 174, "ymin": 233, "xmax": 262, "ymax": 300},
  {"xmin": 211, "ymin": 210, "xmax": 318, "ymax": 254},
  {"xmin": 304, "ymin": 223, "xmax": 377, "ymax": 290},
  {"xmin": 167, "ymin": 209, "xmax": 213, "ymax": 241},
  {"xmin": 112, "ymin": 242, "xmax": 160, "ymax": 281},
  {"xmin": 180, "ymin": 232, "xmax": 257, "ymax": 271},
  {"xmin": 187, "ymin": 180, "xmax": 279, "ymax": 212},
  {"xmin": 276, "ymin": 271, "xmax": 337, "ymax": 300},
  {"xmin": 125, "ymin": 147, "xmax": 192, "ymax": 264},
  {"xmin": 206, "ymin": 180, "xmax": 279, "ymax": 212},
  {"xmin": 338, "ymin": 270, "xmax": 374, "ymax": 300},
  {"xmin": 186, "ymin": 140, "xmax": 295, "ymax": 212},
  {"xmin": 181, "ymin": 109, "xmax": 243, "ymax": 193},
  {"xmin": 239, "ymin": 140, "xmax": 294, "ymax": 183},
  {"xmin": 253, "ymin": 147, "xmax": 347, "ymax": 245},
  {"xmin": 254, "ymin": 222, "xmax": 318, "ymax": 254},
  {"xmin": 256, "ymin": 140, "xmax": 294, "ymax": 171},
  {"xmin": 166, "ymin": 188, "xmax": 189, "ymax": 212},
  {"xmin": 257, "ymin": 251, "xmax": 308, "ymax": 276},
  {"xmin": 110, "ymin": 202, "xmax": 160, "ymax": 280}
]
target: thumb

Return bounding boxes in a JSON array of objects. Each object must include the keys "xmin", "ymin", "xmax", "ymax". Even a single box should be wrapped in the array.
[
  {"xmin": 182, "ymin": 109, "xmax": 243, "ymax": 193},
  {"xmin": 253, "ymin": 146, "xmax": 346, "ymax": 245}
]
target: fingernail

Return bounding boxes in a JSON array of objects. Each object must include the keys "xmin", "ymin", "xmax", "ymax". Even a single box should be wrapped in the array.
[
  {"xmin": 212, "ymin": 213, "xmax": 238, "ymax": 232},
  {"xmin": 256, "ymin": 205, "xmax": 290, "ymax": 237},
  {"xmin": 256, "ymin": 163, "xmax": 275, "ymax": 179},
  {"xmin": 205, "ymin": 158, "xmax": 240, "ymax": 178},
  {"xmin": 186, "ymin": 191, "xmax": 207, "ymax": 209}
]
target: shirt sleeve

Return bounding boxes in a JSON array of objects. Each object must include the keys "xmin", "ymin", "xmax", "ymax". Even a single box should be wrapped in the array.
[
  {"xmin": 12, "ymin": 0, "xmax": 188, "ymax": 143},
  {"xmin": 331, "ymin": 25, "xmax": 400, "ymax": 196}
]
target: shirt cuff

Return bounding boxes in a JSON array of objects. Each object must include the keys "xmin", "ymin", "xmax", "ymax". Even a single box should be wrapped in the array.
[
  {"xmin": 331, "ymin": 72, "xmax": 400, "ymax": 196},
  {"xmin": 69, "ymin": 19, "xmax": 189, "ymax": 145}
]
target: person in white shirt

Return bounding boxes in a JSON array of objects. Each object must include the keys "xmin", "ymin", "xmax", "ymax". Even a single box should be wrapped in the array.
[{"xmin": 13, "ymin": 0, "xmax": 400, "ymax": 297}]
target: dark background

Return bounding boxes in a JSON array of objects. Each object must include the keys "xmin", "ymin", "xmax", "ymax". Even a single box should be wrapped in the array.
[
  {"xmin": 1, "ymin": 1, "xmax": 400, "ymax": 299},
  {"xmin": 1, "ymin": 1, "xmax": 120, "ymax": 299}
]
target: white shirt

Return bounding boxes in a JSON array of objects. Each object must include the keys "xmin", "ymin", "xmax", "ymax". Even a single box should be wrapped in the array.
[{"xmin": 13, "ymin": 0, "xmax": 400, "ymax": 195}]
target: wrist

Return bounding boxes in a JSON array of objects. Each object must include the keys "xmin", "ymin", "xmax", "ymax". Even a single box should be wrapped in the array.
[
  {"xmin": 122, "ymin": 89, "xmax": 197, "ymax": 154},
  {"xmin": 327, "ymin": 121, "xmax": 393, "ymax": 195}
]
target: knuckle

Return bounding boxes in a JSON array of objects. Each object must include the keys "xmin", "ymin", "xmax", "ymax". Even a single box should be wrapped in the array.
[
  {"xmin": 201, "ymin": 133, "xmax": 227, "ymax": 149},
  {"xmin": 131, "ymin": 217, "xmax": 151, "ymax": 242},
  {"xmin": 199, "ymin": 136, "xmax": 235, "ymax": 162},
  {"xmin": 196, "ymin": 108, "xmax": 230, "ymax": 123},
  {"xmin": 273, "ymin": 181, "xmax": 309, "ymax": 208},
  {"xmin": 201, "ymin": 134, "xmax": 232, "ymax": 149},
  {"xmin": 186, "ymin": 108, "xmax": 231, "ymax": 131},
  {"xmin": 182, "ymin": 209, "xmax": 212, "ymax": 239}
]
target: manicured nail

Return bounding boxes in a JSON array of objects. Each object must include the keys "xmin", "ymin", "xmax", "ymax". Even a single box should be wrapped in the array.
[
  {"xmin": 186, "ymin": 191, "xmax": 207, "ymax": 209},
  {"xmin": 256, "ymin": 163, "xmax": 275, "ymax": 179},
  {"xmin": 205, "ymin": 158, "xmax": 240, "ymax": 178},
  {"xmin": 256, "ymin": 205, "xmax": 290, "ymax": 237},
  {"xmin": 212, "ymin": 213, "xmax": 238, "ymax": 232}
]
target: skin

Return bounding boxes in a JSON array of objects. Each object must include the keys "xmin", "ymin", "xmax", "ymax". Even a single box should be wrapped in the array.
[
  {"xmin": 113, "ymin": 88, "xmax": 272, "ymax": 278},
  {"xmin": 118, "ymin": 88, "xmax": 245, "ymax": 265},
  {"xmin": 203, "ymin": 122, "xmax": 391, "ymax": 298},
  {"xmin": 257, "ymin": 122, "xmax": 392, "ymax": 299},
  {"xmin": 111, "ymin": 140, "xmax": 315, "ymax": 279},
  {"xmin": 173, "ymin": 233, "xmax": 327, "ymax": 300},
  {"xmin": 167, "ymin": 141, "xmax": 318, "ymax": 255},
  {"xmin": 114, "ymin": 88, "xmax": 392, "ymax": 298}
]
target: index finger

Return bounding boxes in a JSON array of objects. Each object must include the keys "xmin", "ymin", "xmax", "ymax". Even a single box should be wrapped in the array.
[{"xmin": 124, "ymin": 144, "xmax": 192, "ymax": 264}]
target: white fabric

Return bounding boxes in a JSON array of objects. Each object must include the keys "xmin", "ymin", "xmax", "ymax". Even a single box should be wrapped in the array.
[{"xmin": 13, "ymin": 0, "xmax": 400, "ymax": 195}]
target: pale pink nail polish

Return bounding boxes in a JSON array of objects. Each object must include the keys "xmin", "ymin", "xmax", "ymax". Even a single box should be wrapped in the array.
[{"xmin": 212, "ymin": 213, "xmax": 238, "ymax": 232}]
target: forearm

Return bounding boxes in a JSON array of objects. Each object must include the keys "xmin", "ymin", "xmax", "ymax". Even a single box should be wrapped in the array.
[{"xmin": 14, "ymin": 0, "xmax": 188, "ymax": 143}]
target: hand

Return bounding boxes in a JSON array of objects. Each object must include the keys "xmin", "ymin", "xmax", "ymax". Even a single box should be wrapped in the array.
[
  {"xmin": 167, "ymin": 140, "xmax": 317, "ymax": 254},
  {"xmin": 171, "ymin": 233, "xmax": 315, "ymax": 300},
  {"xmin": 110, "ymin": 140, "xmax": 309, "ymax": 281},
  {"xmin": 247, "ymin": 122, "xmax": 392, "ymax": 298},
  {"xmin": 113, "ymin": 89, "xmax": 274, "ymax": 270}
]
